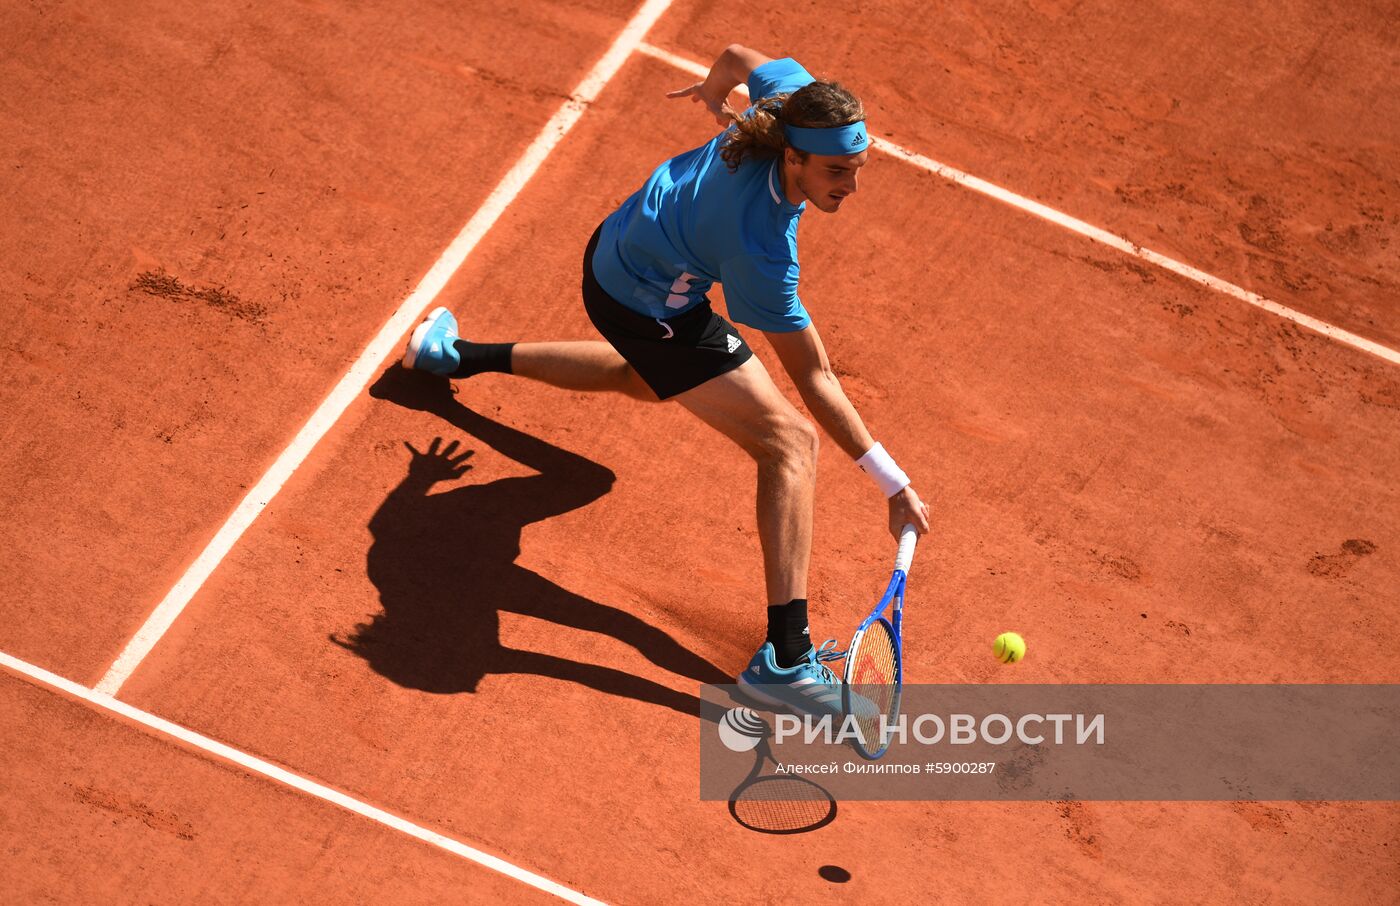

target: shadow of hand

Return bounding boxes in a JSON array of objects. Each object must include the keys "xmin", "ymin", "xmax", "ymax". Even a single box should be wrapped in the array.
[{"xmin": 404, "ymin": 437, "xmax": 474, "ymax": 482}]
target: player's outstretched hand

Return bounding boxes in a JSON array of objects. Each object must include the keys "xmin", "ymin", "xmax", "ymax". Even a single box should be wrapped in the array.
[
  {"xmin": 889, "ymin": 485, "xmax": 931, "ymax": 539},
  {"xmin": 665, "ymin": 82, "xmax": 734, "ymax": 127}
]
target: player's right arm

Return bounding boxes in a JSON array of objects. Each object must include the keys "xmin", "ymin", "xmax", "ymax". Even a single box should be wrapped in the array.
[
  {"xmin": 665, "ymin": 44, "xmax": 774, "ymax": 126},
  {"xmin": 765, "ymin": 323, "xmax": 932, "ymax": 539}
]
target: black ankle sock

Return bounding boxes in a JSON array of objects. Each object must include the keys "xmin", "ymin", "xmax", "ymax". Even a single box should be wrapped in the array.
[
  {"xmin": 450, "ymin": 340, "xmax": 515, "ymax": 379},
  {"xmin": 767, "ymin": 598, "xmax": 811, "ymax": 669}
]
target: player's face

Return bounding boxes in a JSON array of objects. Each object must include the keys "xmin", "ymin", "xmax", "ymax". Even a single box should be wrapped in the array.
[{"xmin": 789, "ymin": 148, "xmax": 868, "ymax": 213}]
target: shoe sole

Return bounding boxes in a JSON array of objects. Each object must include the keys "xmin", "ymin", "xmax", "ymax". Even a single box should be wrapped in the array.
[
  {"xmin": 402, "ymin": 305, "xmax": 450, "ymax": 370},
  {"xmin": 738, "ymin": 672, "xmax": 880, "ymax": 723},
  {"xmin": 736, "ymin": 673, "xmax": 792, "ymax": 711},
  {"xmin": 737, "ymin": 672, "xmax": 842, "ymax": 718}
]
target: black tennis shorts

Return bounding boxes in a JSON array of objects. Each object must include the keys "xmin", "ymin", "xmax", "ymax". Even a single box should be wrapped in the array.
[{"xmin": 582, "ymin": 223, "xmax": 754, "ymax": 401}]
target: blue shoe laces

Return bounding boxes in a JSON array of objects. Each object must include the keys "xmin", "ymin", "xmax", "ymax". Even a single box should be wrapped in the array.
[{"xmin": 809, "ymin": 639, "xmax": 845, "ymax": 684}]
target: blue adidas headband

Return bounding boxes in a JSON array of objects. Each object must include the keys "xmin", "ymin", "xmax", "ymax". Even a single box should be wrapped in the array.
[{"xmin": 783, "ymin": 121, "xmax": 869, "ymax": 156}]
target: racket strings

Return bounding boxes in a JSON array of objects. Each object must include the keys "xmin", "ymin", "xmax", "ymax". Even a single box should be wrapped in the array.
[{"xmin": 847, "ymin": 621, "xmax": 899, "ymax": 754}]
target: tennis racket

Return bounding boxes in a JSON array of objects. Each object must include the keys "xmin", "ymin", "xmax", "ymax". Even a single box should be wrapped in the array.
[{"xmin": 819, "ymin": 523, "xmax": 918, "ymax": 759}]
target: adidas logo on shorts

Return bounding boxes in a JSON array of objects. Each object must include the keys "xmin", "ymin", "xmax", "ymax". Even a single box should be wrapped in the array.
[{"xmin": 726, "ymin": 334, "xmax": 741, "ymax": 354}]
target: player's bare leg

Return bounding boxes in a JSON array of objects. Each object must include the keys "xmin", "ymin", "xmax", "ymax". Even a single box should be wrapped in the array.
[
  {"xmin": 510, "ymin": 341, "xmax": 658, "ymax": 402},
  {"xmin": 403, "ymin": 309, "xmax": 657, "ymax": 401},
  {"xmin": 507, "ymin": 349, "xmax": 818, "ymax": 604},
  {"xmin": 672, "ymin": 355, "xmax": 850, "ymax": 710},
  {"xmin": 672, "ymin": 355, "xmax": 816, "ymax": 607}
]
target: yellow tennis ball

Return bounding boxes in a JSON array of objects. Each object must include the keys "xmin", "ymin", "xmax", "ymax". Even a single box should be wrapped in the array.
[{"xmin": 993, "ymin": 632, "xmax": 1026, "ymax": 664}]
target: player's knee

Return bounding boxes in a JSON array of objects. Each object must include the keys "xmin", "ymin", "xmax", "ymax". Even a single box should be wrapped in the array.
[
  {"xmin": 754, "ymin": 415, "xmax": 818, "ymax": 472},
  {"xmin": 793, "ymin": 418, "xmax": 819, "ymax": 466}
]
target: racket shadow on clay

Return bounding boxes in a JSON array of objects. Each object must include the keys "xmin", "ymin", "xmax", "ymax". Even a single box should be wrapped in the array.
[{"xmin": 728, "ymin": 720, "xmax": 838, "ymax": 834}]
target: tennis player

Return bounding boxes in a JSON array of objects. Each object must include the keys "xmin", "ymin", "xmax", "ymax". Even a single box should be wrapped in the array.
[{"xmin": 402, "ymin": 45, "xmax": 930, "ymax": 718}]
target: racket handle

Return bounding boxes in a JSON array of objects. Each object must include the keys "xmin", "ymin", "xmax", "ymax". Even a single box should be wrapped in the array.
[{"xmin": 894, "ymin": 522, "xmax": 919, "ymax": 574}]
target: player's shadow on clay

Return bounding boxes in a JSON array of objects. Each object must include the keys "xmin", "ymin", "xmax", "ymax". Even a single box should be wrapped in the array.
[{"xmin": 333, "ymin": 367, "xmax": 728, "ymax": 719}]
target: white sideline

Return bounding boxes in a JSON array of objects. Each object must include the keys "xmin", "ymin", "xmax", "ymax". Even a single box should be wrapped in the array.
[
  {"xmin": 636, "ymin": 42, "xmax": 1400, "ymax": 368},
  {"xmin": 94, "ymin": 0, "xmax": 679, "ymax": 696},
  {"xmin": 1, "ymin": 650, "xmax": 605, "ymax": 905}
]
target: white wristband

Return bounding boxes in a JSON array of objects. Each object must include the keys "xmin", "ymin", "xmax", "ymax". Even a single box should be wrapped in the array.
[{"xmin": 856, "ymin": 442, "xmax": 910, "ymax": 498}]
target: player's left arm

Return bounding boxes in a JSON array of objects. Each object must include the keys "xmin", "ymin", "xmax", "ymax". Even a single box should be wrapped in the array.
[
  {"xmin": 666, "ymin": 44, "xmax": 773, "ymax": 126},
  {"xmin": 765, "ymin": 324, "xmax": 931, "ymax": 535}
]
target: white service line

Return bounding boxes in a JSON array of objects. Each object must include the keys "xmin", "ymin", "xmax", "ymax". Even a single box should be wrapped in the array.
[
  {"xmin": 1, "ymin": 650, "xmax": 605, "ymax": 905},
  {"xmin": 636, "ymin": 42, "xmax": 1400, "ymax": 368},
  {"xmin": 94, "ymin": 0, "xmax": 679, "ymax": 697}
]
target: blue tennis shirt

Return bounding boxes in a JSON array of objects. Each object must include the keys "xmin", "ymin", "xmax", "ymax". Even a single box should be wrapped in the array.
[{"xmin": 590, "ymin": 58, "xmax": 816, "ymax": 333}]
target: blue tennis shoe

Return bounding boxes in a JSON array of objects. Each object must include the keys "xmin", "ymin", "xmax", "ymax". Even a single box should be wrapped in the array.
[
  {"xmin": 738, "ymin": 641, "xmax": 876, "ymax": 721},
  {"xmin": 403, "ymin": 306, "xmax": 460, "ymax": 376}
]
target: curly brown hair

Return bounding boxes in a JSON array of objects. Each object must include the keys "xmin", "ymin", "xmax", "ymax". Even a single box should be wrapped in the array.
[{"xmin": 719, "ymin": 80, "xmax": 865, "ymax": 173}]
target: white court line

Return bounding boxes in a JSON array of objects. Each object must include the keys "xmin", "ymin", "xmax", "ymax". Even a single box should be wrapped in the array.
[
  {"xmin": 636, "ymin": 42, "xmax": 1400, "ymax": 368},
  {"xmin": 1, "ymin": 650, "xmax": 605, "ymax": 905},
  {"xmin": 95, "ymin": 0, "xmax": 679, "ymax": 696}
]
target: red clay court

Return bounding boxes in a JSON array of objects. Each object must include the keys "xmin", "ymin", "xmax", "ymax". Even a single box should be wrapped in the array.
[{"xmin": 3, "ymin": 1, "xmax": 1398, "ymax": 902}]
